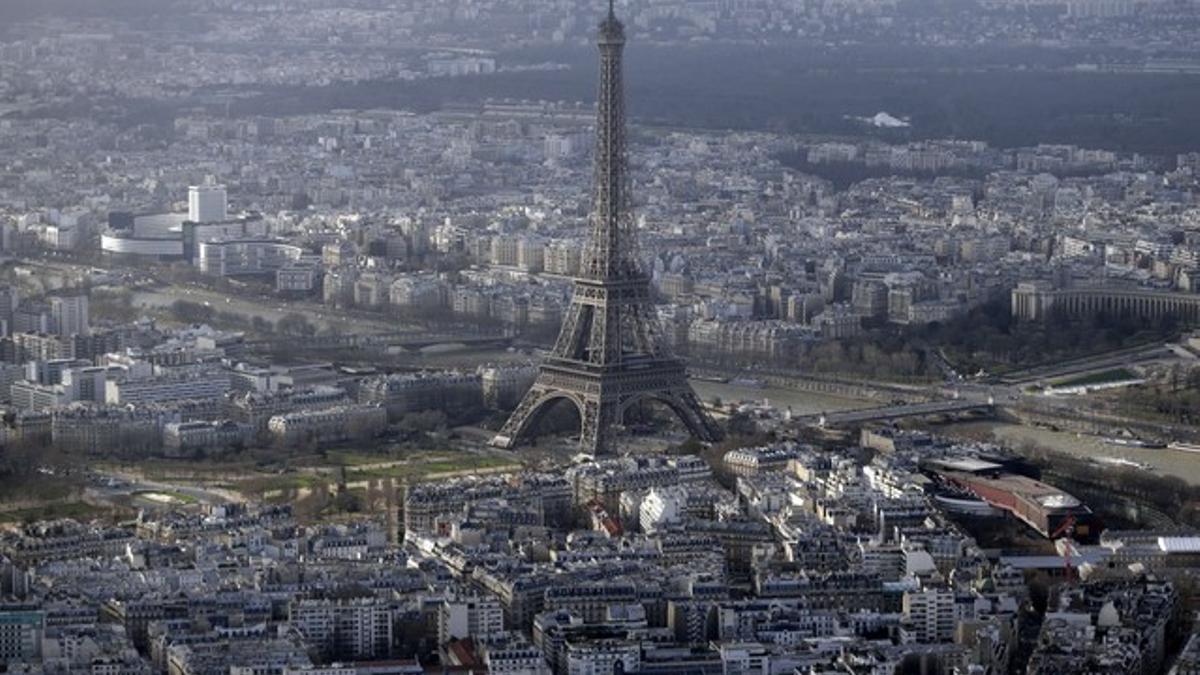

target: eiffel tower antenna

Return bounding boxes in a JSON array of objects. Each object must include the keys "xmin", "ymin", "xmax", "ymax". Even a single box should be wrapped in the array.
[{"xmin": 492, "ymin": 3, "xmax": 722, "ymax": 455}]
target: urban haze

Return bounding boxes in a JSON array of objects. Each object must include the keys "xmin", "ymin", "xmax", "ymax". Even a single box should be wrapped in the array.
[{"xmin": 1, "ymin": 1, "xmax": 1200, "ymax": 674}]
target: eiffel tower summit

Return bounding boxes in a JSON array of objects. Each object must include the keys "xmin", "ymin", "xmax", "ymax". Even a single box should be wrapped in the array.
[{"xmin": 492, "ymin": 1, "xmax": 723, "ymax": 455}]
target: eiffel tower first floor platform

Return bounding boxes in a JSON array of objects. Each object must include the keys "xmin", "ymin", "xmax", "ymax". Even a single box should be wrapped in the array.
[{"xmin": 490, "ymin": 356, "xmax": 723, "ymax": 455}]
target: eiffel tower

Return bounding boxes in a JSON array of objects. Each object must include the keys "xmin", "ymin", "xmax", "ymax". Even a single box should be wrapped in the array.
[{"xmin": 492, "ymin": 1, "xmax": 722, "ymax": 455}]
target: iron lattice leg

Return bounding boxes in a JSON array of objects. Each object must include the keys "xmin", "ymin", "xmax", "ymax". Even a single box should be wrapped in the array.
[
  {"xmin": 625, "ymin": 388, "xmax": 722, "ymax": 445},
  {"xmin": 578, "ymin": 397, "xmax": 621, "ymax": 456},
  {"xmin": 493, "ymin": 378, "xmax": 570, "ymax": 450},
  {"xmin": 670, "ymin": 388, "xmax": 723, "ymax": 442}
]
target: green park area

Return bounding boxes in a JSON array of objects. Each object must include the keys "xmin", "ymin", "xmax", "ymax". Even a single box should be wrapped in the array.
[
  {"xmin": 344, "ymin": 454, "xmax": 517, "ymax": 482},
  {"xmin": 1049, "ymin": 368, "xmax": 1139, "ymax": 389},
  {"xmin": 110, "ymin": 447, "xmax": 523, "ymax": 501},
  {"xmin": 132, "ymin": 490, "xmax": 199, "ymax": 505},
  {"xmin": 0, "ymin": 501, "xmax": 124, "ymax": 524}
]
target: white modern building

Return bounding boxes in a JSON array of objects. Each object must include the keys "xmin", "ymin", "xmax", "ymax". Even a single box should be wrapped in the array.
[
  {"xmin": 61, "ymin": 365, "xmax": 117, "ymax": 403},
  {"xmin": 438, "ymin": 596, "xmax": 505, "ymax": 644},
  {"xmin": 105, "ymin": 370, "xmax": 231, "ymax": 405},
  {"xmin": 188, "ymin": 184, "xmax": 228, "ymax": 224},
  {"xmin": 197, "ymin": 239, "xmax": 304, "ymax": 277},
  {"xmin": 903, "ymin": 587, "xmax": 957, "ymax": 643},
  {"xmin": 288, "ymin": 598, "xmax": 392, "ymax": 662},
  {"xmin": 640, "ymin": 486, "xmax": 686, "ymax": 534}
]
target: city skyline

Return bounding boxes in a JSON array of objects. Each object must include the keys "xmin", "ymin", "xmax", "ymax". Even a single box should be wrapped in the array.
[{"xmin": 2, "ymin": 1, "xmax": 1200, "ymax": 674}]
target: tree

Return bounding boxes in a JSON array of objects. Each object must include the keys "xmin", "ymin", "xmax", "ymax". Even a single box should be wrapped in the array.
[
  {"xmin": 671, "ymin": 437, "xmax": 704, "ymax": 456},
  {"xmin": 398, "ymin": 410, "xmax": 448, "ymax": 435},
  {"xmin": 276, "ymin": 312, "xmax": 316, "ymax": 337},
  {"xmin": 171, "ymin": 299, "xmax": 214, "ymax": 324},
  {"xmin": 251, "ymin": 316, "xmax": 273, "ymax": 335}
]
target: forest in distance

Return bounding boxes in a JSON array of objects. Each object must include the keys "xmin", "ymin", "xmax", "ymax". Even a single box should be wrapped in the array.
[
  {"xmin": 211, "ymin": 43, "xmax": 1200, "ymax": 157},
  {"xmin": 13, "ymin": 41, "xmax": 1200, "ymax": 158},
  {"xmin": 7, "ymin": 0, "xmax": 1200, "ymax": 157}
]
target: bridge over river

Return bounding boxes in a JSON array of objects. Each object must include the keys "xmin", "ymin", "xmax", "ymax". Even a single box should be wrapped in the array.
[
  {"xmin": 793, "ymin": 399, "xmax": 995, "ymax": 427},
  {"xmin": 245, "ymin": 329, "xmax": 512, "ymax": 352}
]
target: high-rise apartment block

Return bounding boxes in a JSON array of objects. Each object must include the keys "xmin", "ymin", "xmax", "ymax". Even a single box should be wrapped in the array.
[{"xmin": 188, "ymin": 184, "xmax": 228, "ymax": 224}]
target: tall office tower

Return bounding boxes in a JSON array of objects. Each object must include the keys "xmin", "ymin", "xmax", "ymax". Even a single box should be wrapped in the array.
[
  {"xmin": 48, "ymin": 293, "xmax": 89, "ymax": 337},
  {"xmin": 188, "ymin": 184, "xmax": 228, "ymax": 223},
  {"xmin": 0, "ymin": 286, "xmax": 18, "ymax": 337},
  {"xmin": 492, "ymin": 2, "xmax": 721, "ymax": 455}
]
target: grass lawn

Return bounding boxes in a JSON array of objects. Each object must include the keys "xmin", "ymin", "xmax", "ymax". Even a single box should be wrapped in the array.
[
  {"xmin": 98, "ymin": 459, "xmax": 259, "ymax": 482},
  {"xmin": 1050, "ymin": 368, "xmax": 1138, "ymax": 388},
  {"xmin": 94, "ymin": 446, "xmax": 521, "ymax": 502},
  {"xmin": 310, "ymin": 450, "xmax": 394, "ymax": 467},
  {"xmin": 0, "ymin": 501, "xmax": 124, "ymax": 524},
  {"xmin": 238, "ymin": 473, "xmax": 325, "ymax": 495},
  {"xmin": 132, "ymin": 490, "xmax": 199, "ymax": 505},
  {"xmin": 0, "ymin": 475, "xmax": 82, "ymax": 504},
  {"xmin": 345, "ymin": 454, "xmax": 519, "ymax": 482},
  {"xmin": 293, "ymin": 447, "xmax": 444, "ymax": 468}
]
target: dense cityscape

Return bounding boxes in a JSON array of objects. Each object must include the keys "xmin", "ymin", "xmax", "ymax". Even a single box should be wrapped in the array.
[{"xmin": 3, "ymin": 0, "xmax": 1200, "ymax": 674}]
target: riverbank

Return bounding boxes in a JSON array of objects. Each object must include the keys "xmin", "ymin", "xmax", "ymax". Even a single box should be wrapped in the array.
[
  {"xmin": 938, "ymin": 420, "xmax": 1200, "ymax": 486},
  {"xmin": 690, "ymin": 380, "xmax": 874, "ymax": 416}
]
